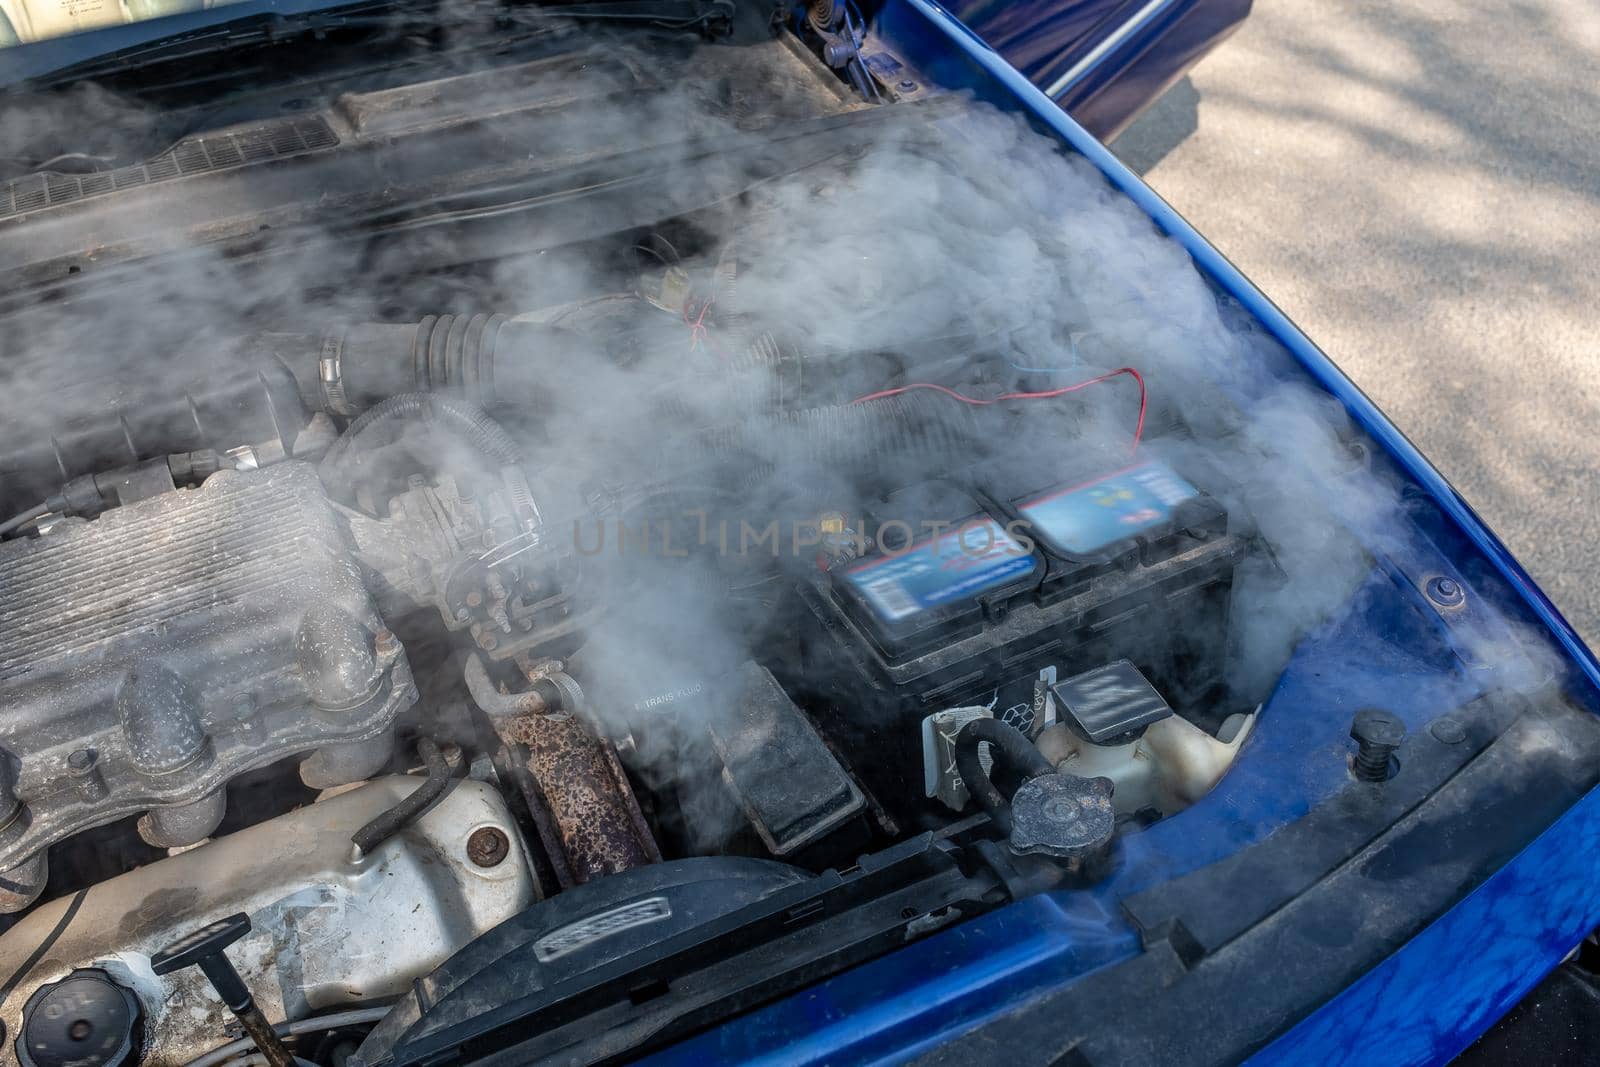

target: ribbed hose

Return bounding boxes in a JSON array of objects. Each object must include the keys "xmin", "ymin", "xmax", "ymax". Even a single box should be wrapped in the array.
[
  {"xmin": 730, "ymin": 331, "xmax": 786, "ymax": 373},
  {"xmin": 411, "ymin": 313, "xmax": 507, "ymax": 404},
  {"xmin": 320, "ymin": 393, "xmax": 522, "ymax": 491},
  {"xmin": 955, "ymin": 719, "xmax": 1053, "ymax": 835}
]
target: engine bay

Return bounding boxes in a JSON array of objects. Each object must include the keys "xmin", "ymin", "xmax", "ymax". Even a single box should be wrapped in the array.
[{"xmin": 0, "ymin": 3, "xmax": 1520, "ymax": 1064}]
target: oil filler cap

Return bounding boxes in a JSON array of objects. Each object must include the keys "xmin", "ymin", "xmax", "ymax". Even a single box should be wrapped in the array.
[{"xmin": 17, "ymin": 969, "xmax": 143, "ymax": 1067}]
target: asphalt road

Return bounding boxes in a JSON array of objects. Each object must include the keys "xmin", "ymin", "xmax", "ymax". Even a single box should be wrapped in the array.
[{"xmin": 1110, "ymin": 0, "xmax": 1600, "ymax": 649}]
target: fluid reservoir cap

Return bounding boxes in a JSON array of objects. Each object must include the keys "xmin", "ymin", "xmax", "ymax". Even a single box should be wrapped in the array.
[
  {"xmin": 1009, "ymin": 773, "xmax": 1115, "ymax": 861},
  {"xmin": 18, "ymin": 969, "xmax": 143, "ymax": 1067},
  {"xmin": 1051, "ymin": 659, "xmax": 1172, "ymax": 745}
]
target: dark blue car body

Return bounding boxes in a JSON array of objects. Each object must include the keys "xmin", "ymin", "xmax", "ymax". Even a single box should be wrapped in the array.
[{"xmin": 945, "ymin": 0, "xmax": 1250, "ymax": 138}]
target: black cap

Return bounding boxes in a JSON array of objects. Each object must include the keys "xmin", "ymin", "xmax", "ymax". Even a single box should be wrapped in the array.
[
  {"xmin": 1051, "ymin": 659, "xmax": 1172, "ymax": 745},
  {"xmin": 1008, "ymin": 772, "xmax": 1115, "ymax": 862},
  {"xmin": 18, "ymin": 969, "xmax": 142, "ymax": 1067}
]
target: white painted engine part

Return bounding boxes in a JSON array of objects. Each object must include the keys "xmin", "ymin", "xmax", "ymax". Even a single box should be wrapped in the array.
[
  {"xmin": 0, "ymin": 775, "xmax": 535, "ymax": 1066},
  {"xmin": 1035, "ymin": 711, "xmax": 1256, "ymax": 816}
]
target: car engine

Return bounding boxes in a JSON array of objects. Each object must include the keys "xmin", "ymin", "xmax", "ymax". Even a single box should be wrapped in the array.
[{"xmin": 0, "ymin": 7, "xmax": 1311, "ymax": 1065}]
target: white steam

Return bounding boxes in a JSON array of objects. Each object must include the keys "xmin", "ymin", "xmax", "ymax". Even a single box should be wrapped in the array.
[{"xmin": 0, "ymin": 7, "xmax": 1552, "ymax": 792}]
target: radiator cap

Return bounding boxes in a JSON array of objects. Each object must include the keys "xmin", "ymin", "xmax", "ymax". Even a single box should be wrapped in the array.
[{"xmin": 1009, "ymin": 772, "xmax": 1115, "ymax": 862}]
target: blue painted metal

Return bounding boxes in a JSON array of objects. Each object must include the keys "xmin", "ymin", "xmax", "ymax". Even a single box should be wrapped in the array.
[
  {"xmin": 1248, "ymin": 788, "xmax": 1600, "ymax": 1067},
  {"xmin": 940, "ymin": 0, "xmax": 1145, "ymax": 93},
  {"xmin": 648, "ymin": 1, "xmax": 1600, "ymax": 1062},
  {"xmin": 942, "ymin": 0, "xmax": 1251, "ymax": 138}
]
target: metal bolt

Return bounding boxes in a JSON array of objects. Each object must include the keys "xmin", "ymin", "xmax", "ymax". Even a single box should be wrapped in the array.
[
  {"xmin": 374, "ymin": 629, "xmax": 399, "ymax": 658},
  {"xmin": 67, "ymin": 748, "xmax": 108, "ymax": 802},
  {"xmin": 1350, "ymin": 708, "xmax": 1406, "ymax": 781},
  {"xmin": 477, "ymin": 632, "xmax": 498, "ymax": 652},
  {"xmin": 898, "ymin": 79, "xmax": 917, "ymax": 91},
  {"xmin": 1425, "ymin": 575, "xmax": 1465, "ymax": 608},
  {"xmin": 465, "ymin": 590, "xmax": 484, "ymax": 608},
  {"xmin": 466, "ymin": 826, "xmax": 510, "ymax": 868},
  {"xmin": 1430, "ymin": 717, "xmax": 1467, "ymax": 744}
]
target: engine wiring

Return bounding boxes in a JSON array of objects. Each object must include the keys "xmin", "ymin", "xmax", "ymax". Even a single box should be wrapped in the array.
[
  {"xmin": 848, "ymin": 366, "xmax": 1148, "ymax": 452},
  {"xmin": 683, "ymin": 293, "xmax": 716, "ymax": 355}
]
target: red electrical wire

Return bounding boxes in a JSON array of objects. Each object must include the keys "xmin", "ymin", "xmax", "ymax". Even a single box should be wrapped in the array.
[
  {"xmin": 683, "ymin": 295, "xmax": 716, "ymax": 357},
  {"xmin": 848, "ymin": 367, "xmax": 1148, "ymax": 451}
]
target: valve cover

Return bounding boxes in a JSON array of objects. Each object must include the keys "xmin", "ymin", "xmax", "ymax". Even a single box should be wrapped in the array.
[{"xmin": 0, "ymin": 462, "xmax": 416, "ymax": 875}]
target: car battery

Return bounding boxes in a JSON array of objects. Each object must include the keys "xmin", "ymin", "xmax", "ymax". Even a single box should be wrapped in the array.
[
  {"xmin": 827, "ymin": 480, "xmax": 1041, "ymax": 659},
  {"xmin": 1008, "ymin": 460, "xmax": 1231, "ymax": 600},
  {"xmin": 788, "ymin": 458, "xmax": 1243, "ymax": 822}
]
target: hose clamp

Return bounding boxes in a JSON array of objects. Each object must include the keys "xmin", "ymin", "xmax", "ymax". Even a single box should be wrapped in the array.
[{"xmin": 319, "ymin": 335, "xmax": 355, "ymax": 418}]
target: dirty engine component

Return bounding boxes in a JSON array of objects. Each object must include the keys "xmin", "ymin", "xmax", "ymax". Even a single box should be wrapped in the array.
[
  {"xmin": 0, "ymin": 16, "xmax": 1289, "ymax": 1061},
  {"xmin": 0, "ymin": 775, "xmax": 533, "ymax": 1066},
  {"xmin": 0, "ymin": 463, "xmax": 416, "ymax": 909}
]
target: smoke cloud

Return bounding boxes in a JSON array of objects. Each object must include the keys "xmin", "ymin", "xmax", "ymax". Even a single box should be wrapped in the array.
[{"xmin": 0, "ymin": 1, "xmax": 1555, "ymax": 846}]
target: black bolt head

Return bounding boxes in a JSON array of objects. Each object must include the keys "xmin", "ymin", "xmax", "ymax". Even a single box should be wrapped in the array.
[
  {"xmin": 151, "ymin": 913, "xmax": 251, "ymax": 976},
  {"xmin": 1351, "ymin": 708, "xmax": 1406, "ymax": 748}
]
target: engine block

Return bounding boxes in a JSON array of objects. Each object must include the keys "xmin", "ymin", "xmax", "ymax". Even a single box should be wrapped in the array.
[{"xmin": 0, "ymin": 462, "xmax": 415, "ymax": 903}]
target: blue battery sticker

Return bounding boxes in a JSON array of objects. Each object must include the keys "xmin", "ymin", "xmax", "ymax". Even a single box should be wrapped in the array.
[
  {"xmin": 844, "ymin": 518, "xmax": 1037, "ymax": 624},
  {"xmin": 1017, "ymin": 461, "xmax": 1199, "ymax": 556}
]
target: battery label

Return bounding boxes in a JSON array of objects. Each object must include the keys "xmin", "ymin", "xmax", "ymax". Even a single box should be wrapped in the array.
[
  {"xmin": 844, "ymin": 518, "xmax": 1036, "ymax": 624},
  {"xmin": 1017, "ymin": 461, "xmax": 1199, "ymax": 556}
]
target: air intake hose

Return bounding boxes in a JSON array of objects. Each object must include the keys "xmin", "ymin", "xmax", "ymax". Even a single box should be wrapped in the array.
[{"xmin": 322, "ymin": 314, "xmax": 592, "ymax": 414}]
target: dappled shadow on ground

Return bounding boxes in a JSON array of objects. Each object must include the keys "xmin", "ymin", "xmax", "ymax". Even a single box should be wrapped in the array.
[{"xmin": 1117, "ymin": 0, "xmax": 1600, "ymax": 644}]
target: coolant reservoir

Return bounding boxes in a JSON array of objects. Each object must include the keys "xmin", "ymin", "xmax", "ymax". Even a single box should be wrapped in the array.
[{"xmin": 1035, "ymin": 660, "xmax": 1255, "ymax": 816}]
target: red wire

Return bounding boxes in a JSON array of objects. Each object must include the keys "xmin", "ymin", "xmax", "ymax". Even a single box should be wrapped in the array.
[
  {"xmin": 848, "ymin": 367, "xmax": 1148, "ymax": 451},
  {"xmin": 683, "ymin": 295, "xmax": 716, "ymax": 357}
]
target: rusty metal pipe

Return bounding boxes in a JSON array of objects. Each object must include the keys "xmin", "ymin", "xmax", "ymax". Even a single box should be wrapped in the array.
[
  {"xmin": 464, "ymin": 653, "xmax": 572, "ymax": 718},
  {"xmin": 494, "ymin": 713, "xmax": 660, "ymax": 885},
  {"xmin": 465, "ymin": 656, "xmax": 658, "ymax": 888}
]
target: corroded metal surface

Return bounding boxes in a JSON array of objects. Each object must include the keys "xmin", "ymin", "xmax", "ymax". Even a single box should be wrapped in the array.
[
  {"xmin": 467, "ymin": 826, "xmax": 511, "ymax": 868},
  {"xmin": 494, "ymin": 711, "xmax": 659, "ymax": 887}
]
